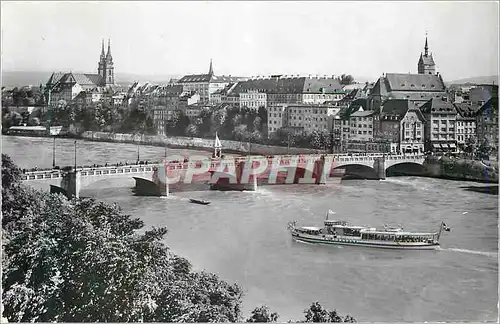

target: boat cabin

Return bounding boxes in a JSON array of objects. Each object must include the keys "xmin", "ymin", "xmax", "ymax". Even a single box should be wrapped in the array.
[
  {"xmin": 360, "ymin": 230, "xmax": 438, "ymax": 243},
  {"xmin": 323, "ymin": 220, "xmax": 368, "ymax": 237},
  {"xmin": 296, "ymin": 226, "xmax": 322, "ymax": 235}
]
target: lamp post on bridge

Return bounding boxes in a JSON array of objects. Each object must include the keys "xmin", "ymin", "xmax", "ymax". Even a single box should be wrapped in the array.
[
  {"xmin": 52, "ymin": 136, "xmax": 56, "ymax": 168},
  {"xmin": 74, "ymin": 140, "xmax": 77, "ymax": 171}
]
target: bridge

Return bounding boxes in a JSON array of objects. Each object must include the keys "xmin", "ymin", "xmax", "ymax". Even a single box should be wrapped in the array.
[{"xmin": 21, "ymin": 153, "xmax": 426, "ymax": 198}]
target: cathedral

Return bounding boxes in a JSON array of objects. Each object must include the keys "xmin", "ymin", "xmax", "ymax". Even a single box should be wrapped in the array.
[
  {"xmin": 46, "ymin": 39, "xmax": 115, "ymax": 106},
  {"xmin": 98, "ymin": 38, "xmax": 115, "ymax": 86}
]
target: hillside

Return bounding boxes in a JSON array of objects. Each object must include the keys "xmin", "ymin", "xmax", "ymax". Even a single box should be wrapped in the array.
[{"xmin": 447, "ymin": 75, "xmax": 498, "ymax": 85}]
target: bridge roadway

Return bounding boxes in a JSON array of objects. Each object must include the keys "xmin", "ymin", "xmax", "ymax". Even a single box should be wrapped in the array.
[{"xmin": 21, "ymin": 153, "xmax": 426, "ymax": 182}]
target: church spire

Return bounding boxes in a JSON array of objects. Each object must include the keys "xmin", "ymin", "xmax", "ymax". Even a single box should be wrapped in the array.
[
  {"xmin": 424, "ymin": 33, "xmax": 429, "ymax": 56},
  {"xmin": 100, "ymin": 39, "xmax": 105, "ymax": 58},
  {"xmin": 208, "ymin": 59, "xmax": 213, "ymax": 75},
  {"xmin": 106, "ymin": 38, "xmax": 112, "ymax": 60}
]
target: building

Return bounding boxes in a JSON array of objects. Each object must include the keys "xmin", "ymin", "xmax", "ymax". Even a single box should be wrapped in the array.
[
  {"xmin": 469, "ymin": 85, "xmax": 493, "ymax": 105},
  {"xmin": 375, "ymin": 99, "xmax": 426, "ymax": 154},
  {"xmin": 370, "ymin": 72, "xmax": 447, "ymax": 111},
  {"xmin": 97, "ymin": 39, "xmax": 115, "ymax": 86},
  {"xmin": 475, "ymin": 97, "xmax": 498, "ymax": 156},
  {"xmin": 231, "ymin": 75, "xmax": 345, "ymax": 110},
  {"xmin": 267, "ymin": 104, "xmax": 287, "ymax": 136},
  {"xmin": 453, "ymin": 102, "xmax": 478, "ymax": 147},
  {"xmin": 301, "ymin": 77, "xmax": 344, "ymax": 104},
  {"xmin": 177, "ymin": 60, "xmax": 245, "ymax": 103},
  {"xmin": 267, "ymin": 103, "xmax": 340, "ymax": 137},
  {"xmin": 419, "ymin": 97, "xmax": 458, "ymax": 153},
  {"xmin": 240, "ymin": 89, "xmax": 267, "ymax": 110},
  {"xmin": 46, "ymin": 39, "xmax": 116, "ymax": 107},
  {"xmin": 152, "ymin": 85, "xmax": 184, "ymax": 135},
  {"xmin": 370, "ymin": 37, "xmax": 447, "ymax": 110},
  {"xmin": 349, "ymin": 110, "xmax": 375, "ymax": 142},
  {"xmin": 417, "ymin": 36, "xmax": 436, "ymax": 75}
]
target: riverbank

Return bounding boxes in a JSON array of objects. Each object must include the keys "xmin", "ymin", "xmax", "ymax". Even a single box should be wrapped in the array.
[
  {"xmin": 4, "ymin": 132, "xmax": 498, "ymax": 184},
  {"xmin": 78, "ymin": 131, "xmax": 325, "ymax": 155},
  {"xmin": 422, "ymin": 156, "xmax": 498, "ymax": 184}
]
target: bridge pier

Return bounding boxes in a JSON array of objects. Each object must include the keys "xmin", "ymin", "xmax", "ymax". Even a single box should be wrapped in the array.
[
  {"xmin": 373, "ymin": 157, "xmax": 386, "ymax": 180},
  {"xmin": 60, "ymin": 170, "xmax": 81, "ymax": 199},
  {"xmin": 313, "ymin": 157, "xmax": 326, "ymax": 184}
]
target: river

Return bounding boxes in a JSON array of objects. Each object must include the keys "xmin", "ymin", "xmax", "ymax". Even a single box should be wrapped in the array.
[{"xmin": 3, "ymin": 135, "xmax": 498, "ymax": 322}]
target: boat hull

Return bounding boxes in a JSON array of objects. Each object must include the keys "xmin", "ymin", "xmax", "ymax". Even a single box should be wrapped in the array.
[{"xmin": 291, "ymin": 232, "xmax": 439, "ymax": 250}]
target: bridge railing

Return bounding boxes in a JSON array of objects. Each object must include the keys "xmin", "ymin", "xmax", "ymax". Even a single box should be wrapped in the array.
[{"xmin": 21, "ymin": 164, "xmax": 163, "ymax": 181}]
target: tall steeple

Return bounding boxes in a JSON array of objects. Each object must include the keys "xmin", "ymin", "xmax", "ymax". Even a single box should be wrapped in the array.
[
  {"xmin": 106, "ymin": 38, "xmax": 112, "ymax": 60},
  {"xmin": 100, "ymin": 39, "xmax": 105, "ymax": 59},
  {"xmin": 424, "ymin": 33, "xmax": 429, "ymax": 56},
  {"xmin": 417, "ymin": 32, "xmax": 436, "ymax": 75},
  {"xmin": 208, "ymin": 59, "xmax": 213, "ymax": 75}
]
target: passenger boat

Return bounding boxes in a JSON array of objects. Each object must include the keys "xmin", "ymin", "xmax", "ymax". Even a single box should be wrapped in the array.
[
  {"xmin": 287, "ymin": 210, "xmax": 450, "ymax": 250},
  {"xmin": 189, "ymin": 198, "xmax": 211, "ymax": 205}
]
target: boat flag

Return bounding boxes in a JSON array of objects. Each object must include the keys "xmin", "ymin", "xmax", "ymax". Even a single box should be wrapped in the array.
[{"xmin": 443, "ymin": 222, "xmax": 451, "ymax": 232}]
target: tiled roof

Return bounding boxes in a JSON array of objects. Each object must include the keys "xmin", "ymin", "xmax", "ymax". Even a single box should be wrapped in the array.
[
  {"xmin": 386, "ymin": 91, "xmax": 445, "ymax": 102},
  {"xmin": 302, "ymin": 78, "xmax": 343, "ymax": 94},
  {"xmin": 380, "ymin": 99, "xmax": 423, "ymax": 121},
  {"xmin": 469, "ymin": 87, "xmax": 493, "ymax": 104},
  {"xmin": 47, "ymin": 72, "xmax": 65, "ymax": 86},
  {"xmin": 418, "ymin": 53, "xmax": 435, "ymax": 66},
  {"xmin": 453, "ymin": 102, "xmax": 480, "ymax": 118},
  {"xmin": 178, "ymin": 74, "xmax": 243, "ymax": 83},
  {"xmin": 231, "ymin": 76, "xmax": 343, "ymax": 95},
  {"xmin": 475, "ymin": 98, "xmax": 497, "ymax": 117},
  {"xmin": 351, "ymin": 110, "xmax": 375, "ymax": 117},
  {"xmin": 47, "ymin": 72, "xmax": 104, "ymax": 89},
  {"xmin": 419, "ymin": 98, "xmax": 457, "ymax": 114},
  {"xmin": 384, "ymin": 73, "xmax": 445, "ymax": 92}
]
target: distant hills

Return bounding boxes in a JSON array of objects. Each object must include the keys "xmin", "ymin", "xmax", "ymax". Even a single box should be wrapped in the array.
[
  {"xmin": 447, "ymin": 75, "xmax": 498, "ymax": 85},
  {"xmin": 2, "ymin": 70, "xmax": 498, "ymax": 89},
  {"xmin": 1, "ymin": 70, "xmax": 181, "ymax": 88}
]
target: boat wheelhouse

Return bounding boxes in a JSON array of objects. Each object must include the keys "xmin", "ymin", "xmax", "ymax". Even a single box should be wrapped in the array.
[{"xmin": 287, "ymin": 211, "xmax": 450, "ymax": 250}]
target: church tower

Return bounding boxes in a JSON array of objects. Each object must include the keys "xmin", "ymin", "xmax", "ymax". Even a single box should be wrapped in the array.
[
  {"xmin": 98, "ymin": 39, "xmax": 106, "ymax": 81},
  {"xmin": 417, "ymin": 35, "xmax": 436, "ymax": 75},
  {"xmin": 105, "ymin": 38, "xmax": 114, "ymax": 86},
  {"xmin": 208, "ymin": 59, "xmax": 214, "ymax": 76},
  {"xmin": 97, "ymin": 38, "xmax": 115, "ymax": 86}
]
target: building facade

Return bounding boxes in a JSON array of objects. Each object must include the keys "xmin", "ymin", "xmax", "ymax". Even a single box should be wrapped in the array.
[
  {"xmin": 177, "ymin": 60, "xmax": 245, "ymax": 103},
  {"xmin": 419, "ymin": 97, "xmax": 457, "ymax": 153},
  {"xmin": 453, "ymin": 103, "xmax": 478, "ymax": 147},
  {"xmin": 475, "ymin": 97, "xmax": 498, "ymax": 156},
  {"xmin": 374, "ymin": 99, "xmax": 425, "ymax": 154},
  {"xmin": 46, "ymin": 39, "xmax": 116, "ymax": 107}
]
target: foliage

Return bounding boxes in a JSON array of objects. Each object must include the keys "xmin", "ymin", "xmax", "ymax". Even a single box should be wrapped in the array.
[
  {"xmin": 2, "ymin": 156, "xmax": 243, "ymax": 322},
  {"xmin": 246, "ymin": 305, "xmax": 279, "ymax": 322},
  {"xmin": 2, "ymin": 156, "xmax": 356, "ymax": 322},
  {"xmin": 336, "ymin": 74, "xmax": 355, "ymax": 86},
  {"xmin": 302, "ymin": 302, "xmax": 356, "ymax": 323},
  {"xmin": 477, "ymin": 139, "xmax": 493, "ymax": 159}
]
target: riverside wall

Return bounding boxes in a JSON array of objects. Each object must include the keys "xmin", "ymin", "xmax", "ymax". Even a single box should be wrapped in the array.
[
  {"xmin": 422, "ymin": 156, "xmax": 498, "ymax": 184},
  {"xmin": 79, "ymin": 131, "xmax": 325, "ymax": 155}
]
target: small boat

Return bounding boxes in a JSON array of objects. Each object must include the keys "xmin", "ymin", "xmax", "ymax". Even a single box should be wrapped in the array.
[
  {"xmin": 287, "ymin": 210, "xmax": 450, "ymax": 250},
  {"xmin": 189, "ymin": 198, "xmax": 211, "ymax": 205}
]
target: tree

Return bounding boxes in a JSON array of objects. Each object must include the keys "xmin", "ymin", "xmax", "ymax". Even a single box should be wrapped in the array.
[
  {"xmin": 477, "ymin": 139, "xmax": 493, "ymax": 159},
  {"xmin": 462, "ymin": 136, "xmax": 477, "ymax": 158},
  {"xmin": 185, "ymin": 124, "xmax": 199, "ymax": 137},
  {"xmin": 302, "ymin": 302, "xmax": 356, "ymax": 323},
  {"xmin": 247, "ymin": 305, "xmax": 279, "ymax": 322},
  {"xmin": 337, "ymin": 74, "xmax": 355, "ymax": 85}
]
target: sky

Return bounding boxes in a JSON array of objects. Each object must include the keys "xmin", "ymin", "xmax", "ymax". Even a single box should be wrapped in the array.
[{"xmin": 1, "ymin": 1, "xmax": 499, "ymax": 82}]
